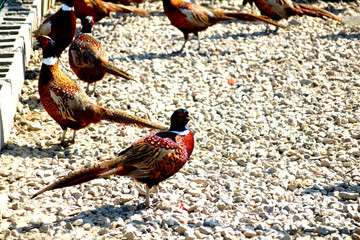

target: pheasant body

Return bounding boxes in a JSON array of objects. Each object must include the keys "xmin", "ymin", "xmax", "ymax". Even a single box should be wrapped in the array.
[
  {"xmin": 69, "ymin": 16, "xmax": 133, "ymax": 93},
  {"xmin": 35, "ymin": 36, "xmax": 166, "ymax": 144},
  {"xmin": 123, "ymin": 129, "xmax": 194, "ymax": 189},
  {"xmin": 242, "ymin": 0, "xmax": 343, "ymax": 24},
  {"xmin": 38, "ymin": 62, "xmax": 97, "ymax": 131},
  {"xmin": 32, "ymin": 109, "xmax": 195, "ymax": 207},
  {"xmin": 69, "ymin": 34, "xmax": 107, "ymax": 84},
  {"xmin": 33, "ymin": 0, "xmax": 76, "ymax": 57},
  {"xmin": 162, "ymin": 0, "xmax": 285, "ymax": 53}
]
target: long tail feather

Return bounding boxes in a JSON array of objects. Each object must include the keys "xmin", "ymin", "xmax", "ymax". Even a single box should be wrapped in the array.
[
  {"xmin": 100, "ymin": 60, "xmax": 134, "ymax": 80},
  {"xmin": 104, "ymin": 2, "xmax": 149, "ymax": 16},
  {"xmin": 295, "ymin": 3, "xmax": 343, "ymax": 24},
  {"xmin": 32, "ymin": 161, "xmax": 123, "ymax": 199},
  {"xmin": 101, "ymin": 109, "xmax": 167, "ymax": 130},
  {"xmin": 225, "ymin": 12, "xmax": 286, "ymax": 28}
]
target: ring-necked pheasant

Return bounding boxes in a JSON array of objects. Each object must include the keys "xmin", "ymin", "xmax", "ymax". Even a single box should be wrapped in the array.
[
  {"xmin": 74, "ymin": 0, "xmax": 149, "ymax": 23},
  {"xmin": 32, "ymin": 109, "xmax": 195, "ymax": 208},
  {"xmin": 162, "ymin": 0, "xmax": 286, "ymax": 53},
  {"xmin": 240, "ymin": 0, "xmax": 343, "ymax": 32},
  {"xmin": 34, "ymin": 35, "xmax": 166, "ymax": 145},
  {"xmin": 69, "ymin": 16, "xmax": 134, "ymax": 94},
  {"xmin": 33, "ymin": 0, "xmax": 76, "ymax": 58}
]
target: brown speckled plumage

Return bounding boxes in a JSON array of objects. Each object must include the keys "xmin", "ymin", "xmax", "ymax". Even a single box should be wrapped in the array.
[
  {"xmin": 34, "ymin": 36, "xmax": 166, "ymax": 145},
  {"xmin": 69, "ymin": 16, "xmax": 133, "ymax": 94},
  {"xmin": 241, "ymin": 0, "xmax": 343, "ymax": 24},
  {"xmin": 74, "ymin": 0, "xmax": 149, "ymax": 23},
  {"xmin": 32, "ymin": 109, "xmax": 195, "ymax": 207}
]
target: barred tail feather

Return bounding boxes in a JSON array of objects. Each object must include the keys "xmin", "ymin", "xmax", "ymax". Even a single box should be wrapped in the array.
[
  {"xmin": 102, "ymin": 109, "xmax": 167, "ymax": 130},
  {"xmin": 100, "ymin": 60, "xmax": 134, "ymax": 80},
  {"xmin": 104, "ymin": 2, "xmax": 149, "ymax": 16},
  {"xmin": 295, "ymin": 3, "xmax": 343, "ymax": 24},
  {"xmin": 225, "ymin": 12, "xmax": 286, "ymax": 28},
  {"xmin": 31, "ymin": 162, "xmax": 122, "ymax": 199}
]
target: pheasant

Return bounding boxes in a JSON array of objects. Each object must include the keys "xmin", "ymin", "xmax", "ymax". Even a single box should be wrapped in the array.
[
  {"xmin": 162, "ymin": 0, "xmax": 286, "ymax": 53},
  {"xmin": 34, "ymin": 35, "xmax": 166, "ymax": 145},
  {"xmin": 69, "ymin": 16, "xmax": 134, "ymax": 94},
  {"xmin": 33, "ymin": 0, "xmax": 76, "ymax": 58},
  {"xmin": 74, "ymin": 0, "xmax": 149, "ymax": 23},
  {"xmin": 241, "ymin": 0, "xmax": 343, "ymax": 32},
  {"xmin": 32, "ymin": 109, "xmax": 195, "ymax": 207}
]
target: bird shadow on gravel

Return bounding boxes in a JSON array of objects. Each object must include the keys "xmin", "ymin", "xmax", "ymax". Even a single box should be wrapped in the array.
[
  {"xmin": 10, "ymin": 204, "xmax": 140, "ymax": 234},
  {"xmin": 149, "ymin": 10, "xmax": 166, "ymax": 17},
  {"xmin": 18, "ymin": 203, "xmax": 235, "ymax": 236},
  {"xmin": 316, "ymin": 31, "xmax": 360, "ymax": 40},
  {"xmin": 116, "ymin": 51, "xmax": 180, "ymax": 61},
  {"xmin": 1, "ymin": 142, "xmax": 83, "ymax": 160},
  {"xmin": 301, "ymin": 179, "xmax": 360, "ymax": 198},
  {"xmin": 208, "ymin": 30, "xmax": 272, "ymax": 41},
  {"xmin": 60, "ymin": 204, "xmax": 141, "ymax": 224}
]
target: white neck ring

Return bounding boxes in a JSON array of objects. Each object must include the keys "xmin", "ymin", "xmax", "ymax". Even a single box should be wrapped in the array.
[
  {"xmin": 168, "ymin": 129, "xmax": 190, "ymax": 136},
  {"xmin": 43, "ymin": 57, "xmax": 57, "ymax": 65},
  {"xmin": 62, "ymin": 4, "xmax": 74, "ymax": 11}
]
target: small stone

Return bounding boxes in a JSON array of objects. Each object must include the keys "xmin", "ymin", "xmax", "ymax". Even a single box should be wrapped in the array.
[
  {"xmin": 0, "ymin": 194, "xmax": 8, "ymax": 219},
  {"xmin": 282, "ymin": 234, "xmax": 291, "ymax": 240},
  {"xmin": 28, "ymin": 121, "xmax": 42, "ymax": 131},
  {"xmin": 194, "ymin": 230, "xmax": 205, "ymax": 239},
  {"xmin": 11, "ymin": 230, "xmax": 19, "ymax": 237},
  {"xmin": 339, "ymin": 192, "xmax": 358, "ymax": 200},
  {"xmin": 267, "ymin": 167, "xmax": 277, "ymax": 173},
  {"xmin": 124, "ymin": 224, "xmax": 138, "ymax": 239},
  {"xmin": 73, "ymin": 219, "xmax": 83, "ymax": 226},
  {"xmin": 39, "ymin": 224, "xmax": 51, "ymax": 233},
  {"xmin": 217, "ymin": 203, "xmax": 227, "ymax": 211},
  {"xmin": 175, "ymin": 224, "xmax": 190, "ymax": 235},
  {"xmin": 11, "ymin": 202, "xmax": 21, "ymax": 210},
  {"xmin": 243, "ymin": 230, "xmax": 256, "ymax": 238},
  {"xmin": 320, "ymin": 159, "xmax": 331, "ymax": 167},
  {"xmin": 300, "ymin": 79, "xmax": 314, "ymax": 86},
  {"xmin": 166, "ymin": 217, "xmax": 179, "ymax": 227},
  {"xmin": 71, "ymin": 191, "xmax": 83, "ymax": 200},
  {"xmin": 83, "ymin": 223, "xmax": 92, "ymax": 230},
  {"xmin": 185, "ymin": 235, "xmax": 196, "ymax": 240},
  {"xmin": 157, "ymin": 200, "xmax": 171, "ymax": 210},
  {"xmin": 204, "ymin": 220, "xmax": 221, "ymax": 227},
  {"xmin": 198, "ymin": 226, "xmax": 212, "ymax": 235},
  {"xmin": 120, "ymin": 194, "xmax": 135, "ymax": 202},
  {"xmin": 98, "ymin": 228, "xmax": 108, "ymax": 235},
  {"xmin": 65, "ymin": 222, "xmax": 74, "ymax": 231},
  {"xmin": 352, "ymin": 233, "xmax": 360, "ymax": 240}
]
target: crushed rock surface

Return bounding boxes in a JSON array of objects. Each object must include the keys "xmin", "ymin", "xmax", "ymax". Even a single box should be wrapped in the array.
[{"xmin": 1, "ymin": 0, "xmax": 360, "ymax": 239}]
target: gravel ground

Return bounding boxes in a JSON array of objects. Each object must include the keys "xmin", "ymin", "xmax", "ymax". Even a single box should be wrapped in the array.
[{"xmin": 1, "ymin": 0, "xmax": 360, "ymax": 239}]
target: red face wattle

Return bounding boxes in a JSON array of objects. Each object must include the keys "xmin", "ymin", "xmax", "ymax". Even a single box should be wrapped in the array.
[{"xmin": 41, "ymin": 38, "xmax": 49, "ymax": 48}]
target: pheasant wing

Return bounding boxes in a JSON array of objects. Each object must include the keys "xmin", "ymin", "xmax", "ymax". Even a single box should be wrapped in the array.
[
  {"xmin": 178, "ymin": 2, "xmax": 218, "ymax": 27},
  {"xmin": 47, "ymin": 77, "xmax": 94, "ymax": 123},
  {"xmin": 70, "ymin": 38, "xmax": 105, "ymax": 69},
  {"xmin": 115, "ymin": 133, "xmax": 179, "ymax": 178},
  {"xmin": 263, "ymin": 0, "xmax": 294, "ymax": 19}
]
